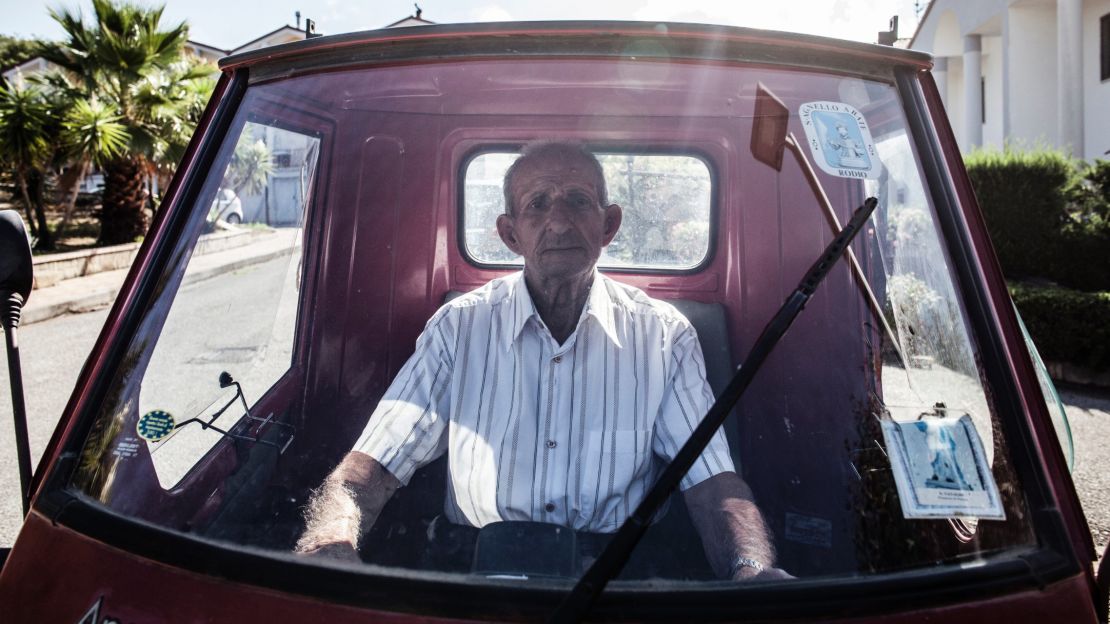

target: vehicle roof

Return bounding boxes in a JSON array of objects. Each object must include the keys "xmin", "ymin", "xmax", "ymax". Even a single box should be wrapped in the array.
[{"xmin": 219, "ymin": 20, "xmax": 933, "ymax": 80}]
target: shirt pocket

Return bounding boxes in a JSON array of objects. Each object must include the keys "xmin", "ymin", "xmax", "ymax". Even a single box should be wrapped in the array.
[{"xmin": 576, "ymin": 429, "xmax": 653, "ymax": 527}]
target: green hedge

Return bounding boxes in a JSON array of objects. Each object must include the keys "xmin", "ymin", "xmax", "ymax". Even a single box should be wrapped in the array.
[
  {"xmin": 1010, "ymin": 283, "xmax": 1110, "ymax": 370},
  {"xmin": 965, "ymin": 151, "xmax": 1110, "ymax": 291}
]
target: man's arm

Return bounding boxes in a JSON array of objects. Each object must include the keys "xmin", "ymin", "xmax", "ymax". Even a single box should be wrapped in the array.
[
  {"xmin": 684, "ymin": 471, "xmax": 789, "ymax": 581},
  {"xmin": 294, "ymin": 451, "xmax": 401, "ymax": 561}
]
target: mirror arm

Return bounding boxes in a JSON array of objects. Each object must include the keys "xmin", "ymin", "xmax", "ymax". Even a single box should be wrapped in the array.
[
  {"xmin": 1, "ymin": 292, "xmax": 33, "ymax": 517},
  {"xmin": 174, "ymin": 373, "xmax": 296, "ymax": 453},
  {"xmin": 783, "ymin": 133, "xmax": 907, "ymax": 368}
]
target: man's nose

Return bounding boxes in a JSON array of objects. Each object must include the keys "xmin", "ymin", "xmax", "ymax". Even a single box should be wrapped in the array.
[{"xmin": 543, "ymin": 198, "xmax": 576, "ymax": 233}]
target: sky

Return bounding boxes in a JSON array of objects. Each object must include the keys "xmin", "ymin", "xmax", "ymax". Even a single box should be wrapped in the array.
[{"xmin": 4, "ymin": 0, "xmax": 926, "ymax": 51}]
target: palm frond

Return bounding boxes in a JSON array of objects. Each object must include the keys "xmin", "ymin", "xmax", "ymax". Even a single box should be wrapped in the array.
[
  {"xmin": 0, "ymin": 84, "xmax": 52, "ymax": 168},
  {"xmin": 62, "ymin": 98, "xmax": 129, "ymax": 166}
]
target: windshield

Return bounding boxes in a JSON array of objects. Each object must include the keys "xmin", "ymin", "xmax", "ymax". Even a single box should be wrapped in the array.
[{"xmin": 69, "ymin": 52, "xmax": 1038, "ymax": 603}]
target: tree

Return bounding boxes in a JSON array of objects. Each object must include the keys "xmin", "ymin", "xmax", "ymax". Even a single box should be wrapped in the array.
[
  {"xmin": 40, "ymin": 0, "xmax": 211, "ymax": 245},
  {"xmin": 142, "ymin": 57, "xmax": 218, "ymax": 200},
  {"xmin": 226, "ymin": 130, "xmax": 274, "ymax": 198},
  {"xmin": 0, "ymin": 84, "xmax": 54, "ymax": 249},
  {"xmin": 0, "ymin": 35, "xmax": 43, "ymax": 78},
  {"xmin": 56, "ymin": 97, "xmax": 129, "ymax": 236}
]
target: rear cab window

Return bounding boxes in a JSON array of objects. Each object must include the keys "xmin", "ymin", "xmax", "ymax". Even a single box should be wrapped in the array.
[{"xmin": 463, "ymin": 152, "xmax": 714, "ymax": 269}]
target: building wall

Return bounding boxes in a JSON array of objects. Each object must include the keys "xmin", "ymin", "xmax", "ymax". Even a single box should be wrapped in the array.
[
  {"xmin": 911, "ymin": 0, "xmax": 1109, "ymax": 159},
  {"xmin": 947, "ymin": 58, "xmax": 967, "ymax": 151},
  {"xmin": 913, "ymin": 0, "xmax": 1010, "ymax": 53},
  {"xmin": 1, "ymin": 58, "xmax": 53, "ymax": 89},
  {"xmin": 1007, "ymin": 2, "xmax": 1059, "ymax": 149},
  {"xmin": 1084, "ymin": 0, "xmax": 1110, "ymax": 158}
]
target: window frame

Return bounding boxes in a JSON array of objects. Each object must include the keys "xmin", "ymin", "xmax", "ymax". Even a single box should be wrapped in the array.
[{"xmin": 456, "ymin": 144, "xmax": 721, "ymax": 276}]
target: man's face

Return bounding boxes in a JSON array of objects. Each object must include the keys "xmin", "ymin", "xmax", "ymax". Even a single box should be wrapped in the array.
[{"xmin": 496, "ymin": 151, "xmax": 622, "ymax": 282}]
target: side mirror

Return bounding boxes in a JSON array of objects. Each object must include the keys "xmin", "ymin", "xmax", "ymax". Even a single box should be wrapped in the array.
[{"xmin": 0, "ymin": 210, "xmax": 33, "ymax": 311}]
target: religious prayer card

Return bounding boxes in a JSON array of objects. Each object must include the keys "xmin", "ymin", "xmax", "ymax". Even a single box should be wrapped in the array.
[{"xmin": 881, "ymin": 414, "xmax": 1005, "ymax": 520}]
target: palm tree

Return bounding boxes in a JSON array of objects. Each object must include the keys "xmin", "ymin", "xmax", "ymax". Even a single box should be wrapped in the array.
[
  {"xmin": 0, "ymin": 83, "xmax": 54, "ymax": 249},
  {"xmin": 23, "ymin": 69, "xmax": 129, "ymax": 240},
  {"xmin": 40, "ymin": 0, "xmax": 204, "ymax": 245},
  {"xmin": 56, "ymin": 98, "xmax": 129, "ymax": 236},
  {"xmin": 226, "ymin": 130, "xmax": 274, "ymax": 199},
  {"xmin": 138, "ymin": 57, "xmax": 218, "ymax": 202}
]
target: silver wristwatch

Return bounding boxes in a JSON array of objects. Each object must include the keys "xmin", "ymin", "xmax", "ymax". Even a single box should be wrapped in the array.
[{"xmin": 729, "ymin": 555, "xmax": 765, "ymax": 578}]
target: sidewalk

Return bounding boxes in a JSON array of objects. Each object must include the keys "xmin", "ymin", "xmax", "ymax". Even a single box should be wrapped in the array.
[{"xmin": 22, "ymin": 228, "xmax": 300, "ymax": 325}]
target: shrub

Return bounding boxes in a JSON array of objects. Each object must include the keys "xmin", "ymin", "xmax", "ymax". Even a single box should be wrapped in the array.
[
  {"xmin": 1068, "ymin": 158, "xmax": 1110, "ymax": 230},
  {"xmin": 965, "ymin": 149, "xmax": 1110, "ymax": 291},
  {"xmin": 1084, "ymin": 159, "xmax": 1110, "ymax": 205},
  {"xmin": 1048, "ymin": 228, "xmax": 1110, "ymax": 292},
  {"xmin": 1010, "ymin": 283, "xmax": 1110, "ymax": 370},
  {"xmin": 964, "ymin": 148, "xmax": 1072, "ymax": 278}
]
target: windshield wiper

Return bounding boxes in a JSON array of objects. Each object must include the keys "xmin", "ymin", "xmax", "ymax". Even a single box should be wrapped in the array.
[{"xmin": 549, "ymin": 197, "xmax": 879, "ymax": 624}]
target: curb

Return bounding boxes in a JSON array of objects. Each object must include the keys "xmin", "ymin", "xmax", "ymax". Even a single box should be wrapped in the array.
[
  {"xmin": 31, "ymin": 228, "xmax": 268, "ymax": 289},
  {"xmin": 22, "ymin": 246, "xmax": 294, "ymax": 326}
]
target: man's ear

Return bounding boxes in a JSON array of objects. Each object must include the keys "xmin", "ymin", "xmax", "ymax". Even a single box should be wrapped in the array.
[
  {"xmin": 496, "ymin": 213, "xmax": 522, "ymax": 254},
  {"xmin": 601, "ymin": 203, "xmax": 623, "ymax": 246}
]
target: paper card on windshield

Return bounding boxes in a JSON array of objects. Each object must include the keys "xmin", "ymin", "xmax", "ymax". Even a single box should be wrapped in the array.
[
  {"xmin": 881, "ymin": 414, "xmax": 1005, "ymax": 520},
  {"xmin": 799, "ymin": 101, "xmax": 881, "ymax": 180}
]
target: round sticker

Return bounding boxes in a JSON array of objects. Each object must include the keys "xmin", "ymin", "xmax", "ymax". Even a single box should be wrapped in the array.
[{"xmin": 137, "ymin": 410, "xmax": 176, "ymax": 442}]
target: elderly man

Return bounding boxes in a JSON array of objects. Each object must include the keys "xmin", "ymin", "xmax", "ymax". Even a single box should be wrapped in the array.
[{"xmin": 296, "ymin": 142, "xmax": 782, "ymax": 581}]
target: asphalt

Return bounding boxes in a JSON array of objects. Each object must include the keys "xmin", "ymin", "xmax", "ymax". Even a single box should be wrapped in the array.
[{"xmin": 22, "ymin": 228, "xmax": 299, "ymax": 326}]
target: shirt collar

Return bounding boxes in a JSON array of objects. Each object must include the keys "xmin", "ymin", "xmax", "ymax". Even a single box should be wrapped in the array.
[{"xmin": 501, "ymin": 270, "xmax": 623, "ymax": 351}]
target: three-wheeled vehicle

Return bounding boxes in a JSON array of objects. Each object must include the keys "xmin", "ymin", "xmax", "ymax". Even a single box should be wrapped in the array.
[{"xmin": 1, "ymin": 21, "xmax": 1107, "ymax": 623}]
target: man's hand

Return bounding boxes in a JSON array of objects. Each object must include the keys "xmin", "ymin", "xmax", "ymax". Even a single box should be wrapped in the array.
[{"xmin": 294, "ymin": 452, "xmax": 401, "ymax": 561}]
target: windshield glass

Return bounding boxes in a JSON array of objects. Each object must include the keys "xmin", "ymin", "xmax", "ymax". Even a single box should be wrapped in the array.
[{"xmin": 70, "ymin": 53, "xmax": 1037, "ymax": 595}]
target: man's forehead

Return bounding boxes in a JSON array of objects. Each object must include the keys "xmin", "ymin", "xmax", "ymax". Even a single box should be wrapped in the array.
[{"xmin": 511, "ymin": 152, "xmax": 603, "ymax": 193}]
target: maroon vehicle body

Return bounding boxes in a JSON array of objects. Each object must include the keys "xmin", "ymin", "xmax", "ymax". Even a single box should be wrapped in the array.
[{"xmin": 0, "ymin": 22, "xmax": 1104, "ymax": 622}]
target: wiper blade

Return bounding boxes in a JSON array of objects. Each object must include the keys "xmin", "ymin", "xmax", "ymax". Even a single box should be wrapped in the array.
[{"xmin": 549, "ymin": 197, "xmax": 879, "ymax": 624}]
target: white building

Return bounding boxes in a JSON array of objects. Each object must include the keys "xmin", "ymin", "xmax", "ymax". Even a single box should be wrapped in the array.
[{"xmin": 909, "ymin": 0, "xmax": 1110, "ymax": 160}]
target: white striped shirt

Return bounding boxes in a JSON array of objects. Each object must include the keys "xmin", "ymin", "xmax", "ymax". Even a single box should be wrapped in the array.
[{"xmin": 354, "ymin": 271, "xmax": 734, "ymax": 533}]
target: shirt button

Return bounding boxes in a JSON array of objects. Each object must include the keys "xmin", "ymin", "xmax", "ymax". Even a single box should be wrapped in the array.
[
  {"xmin": 545, "ymin": 503, "xmax": 556, "ymax": 513},
  {"xmin": 553, "ymin": 355, "xmax": 563, "ymax": 363},
  {"xmin": 546, "ymin": 440, "xmax": 557, "ymax": 449}
]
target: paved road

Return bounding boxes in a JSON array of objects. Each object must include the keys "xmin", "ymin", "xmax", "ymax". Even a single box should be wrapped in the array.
[
  {"xmin": 0, "ymin": 253, "xmax": 296, "ymax": 544},
  {"xmin": 0, "ymin": 305, "xmax": 109, "ymax": 544},
  {"xmin": 1062, "ymin": 386, "xmax": 1110, "ymax": 557},
  {"xmin": 1, "ymin": 281, "xmax": 1107, "ymax": 562}
]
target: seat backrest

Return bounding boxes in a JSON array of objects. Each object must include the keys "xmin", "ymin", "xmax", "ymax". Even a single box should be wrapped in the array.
[{"xmin": 666, "ymin": 299, "xmax": 733, "ymax": 397}]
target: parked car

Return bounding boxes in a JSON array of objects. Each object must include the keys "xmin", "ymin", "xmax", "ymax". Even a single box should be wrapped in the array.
[
  {"xmin": 208, "ymin": 187, "xmax": 243, "ymax": 224},
  {"xmin": 0, "ymin": 21, "xmax": 1106, "ymax": 623}
]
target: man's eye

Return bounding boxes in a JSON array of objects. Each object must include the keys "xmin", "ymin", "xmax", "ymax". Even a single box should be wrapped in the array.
[
  {"xmin": 569, "ymin": 194, "xmax": 591, "ymax": 208},
  {"xmin": 528, "ymin": 197, "xmax": 548, "ymax": 211}
]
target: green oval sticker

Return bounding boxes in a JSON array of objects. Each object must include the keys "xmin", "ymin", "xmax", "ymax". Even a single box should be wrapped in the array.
[{"xmin": 137, "ymin": 410, "xmax": 176, "ymax": 442}]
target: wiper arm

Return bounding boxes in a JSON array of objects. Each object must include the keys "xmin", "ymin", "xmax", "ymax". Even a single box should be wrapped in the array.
[{"xmin": 549, "ymin": 197, "xmax": 879, "ymax": 624}]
